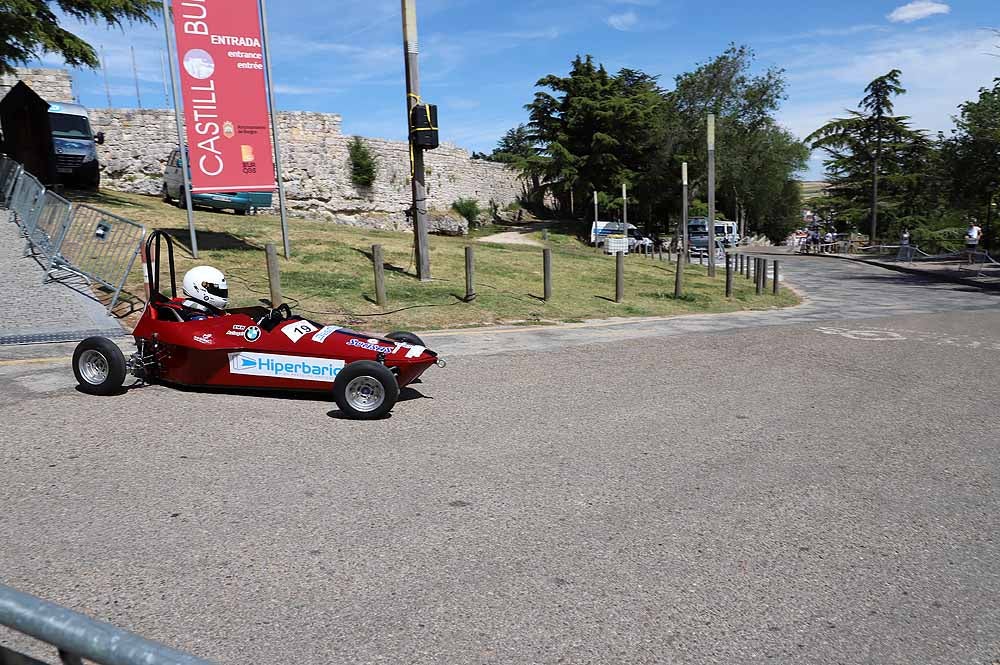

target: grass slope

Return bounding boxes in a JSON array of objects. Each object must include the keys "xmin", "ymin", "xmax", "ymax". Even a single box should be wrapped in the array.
[{"xmin": 72, "ymin": 191, "xmax": 799, "ymax": 331}]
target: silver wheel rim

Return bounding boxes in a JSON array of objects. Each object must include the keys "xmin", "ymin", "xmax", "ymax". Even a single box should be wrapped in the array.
[
  {"xmin": 79, "ymin": 349, "xmax": 109, "ymax": 385},
  {"xmin": 345, "ymin": 376, "xmax": 385, "ymax": 413}
]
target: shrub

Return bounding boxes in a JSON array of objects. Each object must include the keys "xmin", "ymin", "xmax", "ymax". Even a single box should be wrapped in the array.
[
  {"xmin": 451, "ymin": 197, "xmax": 481, "ymax": 225},
  {"xmin": 503, "ymin": 200, "xmax": 522, "ymax": 212},
  {"xmin": 348, "ymin": 136, "xmax": 377, "ymax": 188}
]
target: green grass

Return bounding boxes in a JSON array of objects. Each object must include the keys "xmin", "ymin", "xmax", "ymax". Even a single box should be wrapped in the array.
[{"xmin": 72, "ymin": 190, "xmax": 799, "ymax": 331}]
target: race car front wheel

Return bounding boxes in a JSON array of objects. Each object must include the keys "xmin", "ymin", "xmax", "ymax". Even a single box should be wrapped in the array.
[
  {"xmin": 333, "ymin": 360, "xmax": 399, "ymax": 420},
  {"xmin": 73, "ymin": 337, "xmax": 127, "ymax": 396}
]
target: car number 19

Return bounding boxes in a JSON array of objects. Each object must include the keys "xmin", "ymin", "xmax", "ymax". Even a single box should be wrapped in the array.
[{"xmin": 282, "ymin": 321, "xmax": 319, "ymax": 343}]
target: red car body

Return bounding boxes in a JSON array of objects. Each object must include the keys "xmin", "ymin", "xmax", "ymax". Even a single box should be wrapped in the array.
[{"xmin": 132, "ymin": 301, "xmax": 437, "ymax": 393}]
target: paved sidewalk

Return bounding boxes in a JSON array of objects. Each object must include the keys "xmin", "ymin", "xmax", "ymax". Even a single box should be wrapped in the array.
[{"xmin": 0, "ymin": 212, "xmax": 125, "ymax": 344}]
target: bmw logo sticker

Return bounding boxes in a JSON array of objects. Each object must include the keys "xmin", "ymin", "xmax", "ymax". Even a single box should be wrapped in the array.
[{"xmin": 244, "ymin": 326, "xmax": 261, "ymax": 342}]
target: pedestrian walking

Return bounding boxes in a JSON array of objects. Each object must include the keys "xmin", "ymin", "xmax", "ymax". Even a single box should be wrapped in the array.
[{"xmin": 965, "ymin": 220, "xmax": 982, "ymax": 264}]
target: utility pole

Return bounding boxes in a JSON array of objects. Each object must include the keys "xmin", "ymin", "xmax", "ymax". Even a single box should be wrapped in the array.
[
  {"xmin": 100, "ymin": 46, "xmax": 112, "ymax": 108},
  {"xmin": 401, "ymin": 0, "xmax": 431, "ymax": 281},
  {"xmin": 622, "ymin": 182, "xmax": 628, "ymax": 237},
  {"xmin": 707, "ymin": 113, "xmax": 717, "ymax": 277},
  {"xmin": 130, "ymin": 46, "xmax": 142, "ymax": 109},
  {"xmin": 682, "ymin": 162, "xmax": 689, "ymax": 264},
  {"xmin": 593, "ymin": 190, "xmax": 599, "ymax": 222}
]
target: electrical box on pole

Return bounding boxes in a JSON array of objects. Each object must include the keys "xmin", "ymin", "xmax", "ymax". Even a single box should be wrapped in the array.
[{"xmin": 409, "ymin": 103, "xmax": 439, "ymax": 149}]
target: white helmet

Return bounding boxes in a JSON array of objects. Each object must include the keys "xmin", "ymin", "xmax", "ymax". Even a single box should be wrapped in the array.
[{"xmin": 182, "ymin": 266, "xmax": 228, "ymax": 310}]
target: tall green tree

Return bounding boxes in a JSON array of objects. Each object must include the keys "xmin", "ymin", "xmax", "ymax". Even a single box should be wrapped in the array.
[
  {"xmin": 941, "ymin": 80, "xmax": 1000, "ymax": 248},
  {"xmin": 808, "ymin": 70, "xmax": 908, "ymax": 241},
  {"xmin": 0, "ymin": 0, "xmax": 158, "ymax": 74}
]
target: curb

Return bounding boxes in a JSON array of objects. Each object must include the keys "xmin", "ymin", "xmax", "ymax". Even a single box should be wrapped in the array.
[{"xmin": 812, "ymin": 253, "xmax": 1000, "ymax": 292}]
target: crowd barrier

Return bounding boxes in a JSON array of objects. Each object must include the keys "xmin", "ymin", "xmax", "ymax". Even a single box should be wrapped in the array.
[
  {"xmin": 1, "ymin": 582, "xmax": 214, "ymax": 665},
  {"xmin": 1, "ymin": 156, "xmax": 145, "ymax": 312}
]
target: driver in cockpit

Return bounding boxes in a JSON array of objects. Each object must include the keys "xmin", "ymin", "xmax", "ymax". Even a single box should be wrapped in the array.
[{"xmin": 179, "ymin": 266, "xmax": 229, "ymax": 321}]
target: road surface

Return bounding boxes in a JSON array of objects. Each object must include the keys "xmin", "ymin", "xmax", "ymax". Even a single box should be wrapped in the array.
[{"xmin": 1, "ymin": 256, "xmax": 998, "ymax": 664}]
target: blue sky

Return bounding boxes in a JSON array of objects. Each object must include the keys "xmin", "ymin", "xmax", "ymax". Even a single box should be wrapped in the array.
[{"xmin": 33, "ymin": 0, "xmax": 1000, "ymax": 179}]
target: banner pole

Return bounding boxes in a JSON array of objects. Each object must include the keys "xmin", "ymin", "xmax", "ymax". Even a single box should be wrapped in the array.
[
  {"xmin": 258, "ymin": 0, "xmax": 291, "ymax": 259},
  {"xmin": 160, "ymin": 0, "xmax": 199, "ymax": 259}
]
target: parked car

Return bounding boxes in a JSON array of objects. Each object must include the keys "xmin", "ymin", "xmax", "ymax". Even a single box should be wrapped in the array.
[
  {"xmin": 162, "ymin": 148, "xmax": 273, "ymax": 215},
  {"xmin": 48, "ymin": 102, "xmax": 104, "ymax": 189}
]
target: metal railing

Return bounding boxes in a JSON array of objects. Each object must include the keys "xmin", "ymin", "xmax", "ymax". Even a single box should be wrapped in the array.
[
  {"xmin": 28, "ymin": 191, "xmax": 74, "ymax": 261},
  {"xmin": 0, "ymin": 156, "xmax": 21, "ymax": 205},
  {"xmin": 48, "ymin": 204, "xmax": 145, "ymax": 311},
  {"xmin": 0, "ymin": 157, "xmax": 146, "ymax": 313},
  {"xmin": 9, "ymin": 170, "xmax": 46, "ymax": 234},
  {"xmin": 0, "ymin": 583, "xmax": 214, "ymax": 665}
]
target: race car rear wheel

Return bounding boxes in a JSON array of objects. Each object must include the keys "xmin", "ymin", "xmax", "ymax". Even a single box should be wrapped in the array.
[
  {"xmin": 386, "ymin": 331, "xmax": 424, "ymax": 347},
  {"xmin": 73, "ymin": 337, "xmax": 126, "ymax": 396},
  {"xmin": 333, "ymin": 360, "xmax": 399, "ymax": 420}
]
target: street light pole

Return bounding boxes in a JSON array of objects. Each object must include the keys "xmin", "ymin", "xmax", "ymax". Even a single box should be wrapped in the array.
[
  {"xmin": 707, "ymin": 113, "xmax": 717, "ymax": 277},
  {"xmin": 401, "ymin": 0, "xmax": 431, "ymax": 281}
]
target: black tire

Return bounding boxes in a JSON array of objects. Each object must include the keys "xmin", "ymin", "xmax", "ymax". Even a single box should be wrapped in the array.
[
  {"xmin": 333, "ymin": 360, "xmax": 399, "ymax": 420},
  {"xmin": 162, "ymin": 184, "xmax": 172, "ymax": 203},
  {"xmin": 234, "ymin": 208, "xmax": 248, "ymax": 216},
  {"xmin": 73, "ymin": 337, "xmax": 127, "ymax": 396},
  {"xmin": 385, "ymin": 331, "xmax": 424, "ymax": 347}
]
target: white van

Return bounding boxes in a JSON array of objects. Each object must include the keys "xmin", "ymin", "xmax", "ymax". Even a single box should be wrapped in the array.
[{"xmin": 48, "ymin": 102, "xmax": 104, "ymax": 189}]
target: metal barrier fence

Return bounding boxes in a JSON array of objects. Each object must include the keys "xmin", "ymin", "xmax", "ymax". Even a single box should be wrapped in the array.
[
  {"xmin": 0, "ymin": 157, "xmax": 147, "ymax": 313},
  {"xmin": 0, "ymin": 583, "xmax": 214, "ymax": 665},
  {"xmin": 0, "ymin": 156, "xmax": 21, "ymax": 205},
  {"xmin": 49, "ymin": 204, "xmax": 145, "ymax": 310},
  {"xmin": 9, "ymin": 170, "xmax": 46, "ymax": 234},
  {"xmin": 28, "ymin": 191, "xmax": 73, "ymax": 260}
]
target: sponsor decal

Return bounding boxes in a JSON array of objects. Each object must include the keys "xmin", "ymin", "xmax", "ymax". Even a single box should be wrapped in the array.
[
  {"xmin": 281, "ymin": 320, "xmax": 318, "ymax": 343},
  {"xmin": 311, "ymin": 325, "xmax": 341, "ymax": 344},
  {"xmin": 226, "ymin": 324, "xmax": 248, "ymax": 337},
  {"xmin": 194, "ymin": 333, "xmax": 214, "ymax": 345},
  {"xmin": 404, "ymin": 344, "xmax": 426, "ymax": 358},
  {"xmin": 244, "ymin": 326, "xmax": 261, "ymax": 342},
  {"xmin": 347, "ymin": 338, "xmax": 396, "ymax": 354},
  {"xmin": 228, "ymin": 352, "xmax": 344, "ymax": 382}
]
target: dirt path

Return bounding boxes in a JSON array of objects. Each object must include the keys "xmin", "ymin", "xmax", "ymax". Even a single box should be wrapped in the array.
[{"xmin": 476, "ymin": 222, "xmax": 552, "ymax": 247}]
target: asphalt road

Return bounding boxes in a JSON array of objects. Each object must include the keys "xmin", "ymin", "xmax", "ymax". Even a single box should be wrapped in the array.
[{"xmin": 1, "ymin": 257, "xmax": 999, "ymax": 664}]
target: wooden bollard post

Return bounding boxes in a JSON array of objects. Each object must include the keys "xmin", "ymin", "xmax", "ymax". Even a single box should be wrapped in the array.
[
  {"xmin": 265, "ymin": 243, "xmax": 283, "ymax": 308},
  {"xmin": 543, "ymin": 247, "xmax": 552, "ymax": 301},
  {"xmin": 674, "ymin": 249, "xmax": 684, "ymax": 298},
  {"xmin": 746, "ymin": 255, "xmax": 752, "ymax": 279},
  {"xmin": 542, "ymin": 228, "xmax": 549, "ymax": 242},
  {"xmin": 615, "ymin": 251, "xmax": 624, "ymax": 303},
  {"xmin": 773, "ymin": 260, "xmax": 780, "ymax": 295},
  {"xmin": 699, "ymin": 252, "xmax": 705, "ymax": 266},
  {"xmin": 756, "ymin": 259, "xmax": 765, "ymax": 295},
  {"xmin": 725, "ymin": 253, "xmax": 733, "ymax": 299},
  {"xmin": 465, "ymin": 245, "xmax": 475, "ymax": 302},
  {"xmin": 372, "ymin": 244, "xmax": 387, "ymax": 307}
]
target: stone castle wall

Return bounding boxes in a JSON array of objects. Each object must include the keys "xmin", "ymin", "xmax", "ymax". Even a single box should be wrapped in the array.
[
  {"xmin": 1, "ymin": 68, "xmax": 525, "ymax": 234},
  {"xmin": 88, "ymin": 108, "xmax": 525, "ymax": 233},
  {"xmin": 0, "ymin": 68, "xmax": 74, "ymax": 103}
]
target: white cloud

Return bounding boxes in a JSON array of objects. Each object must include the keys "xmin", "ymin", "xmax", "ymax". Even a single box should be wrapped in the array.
[
  {"xmin": 607, "ymin": 11, "xmax": 639, "ymax": 31},
  {"xmin": 887, "ymin": 1, "xmax": 950, "ymax": 24}
]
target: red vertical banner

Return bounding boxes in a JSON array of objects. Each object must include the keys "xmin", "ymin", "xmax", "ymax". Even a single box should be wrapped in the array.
[{"xmin": 172, "ymin": 0, "xmax": 276, "ymax": 192}]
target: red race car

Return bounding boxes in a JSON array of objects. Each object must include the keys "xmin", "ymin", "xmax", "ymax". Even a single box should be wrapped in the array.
[{"xmin": 72, "ymin": 231, "xmax": 444, "ymax": 419}]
